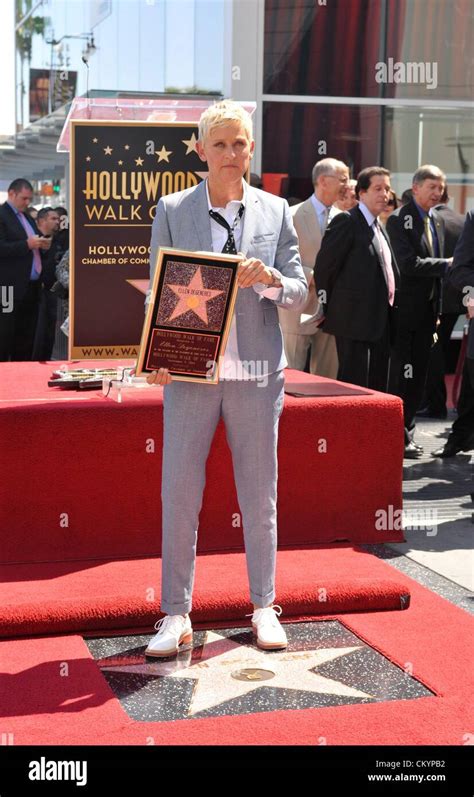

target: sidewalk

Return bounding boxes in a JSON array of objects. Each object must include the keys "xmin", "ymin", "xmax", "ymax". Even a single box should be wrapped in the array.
[{"xmin": 364, "ymin": 413, "xmax": 474, "ymax": 614}]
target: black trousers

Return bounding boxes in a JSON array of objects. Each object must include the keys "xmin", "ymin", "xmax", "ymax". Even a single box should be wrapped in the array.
[
  {"xmin": 448, "ymin": 356, "xmax": 474, "ymax": 447},
  {"xmin": 422, "ymin": 312, "xmax": 460, "ymax": 413},
  {"xmin": 0, "ymin": 282, "xmax": 41, "ymax": 361},
  {"xmin": 336, "ymin": 323, "xmax": 390, "ymax": 392},
  {"xmin": 32, "ymin": 289, "xmax": 58, "ymax": 360},
  {"xmin": 389, "ymin": 309, "xmax": 436, "ymax": 443}
]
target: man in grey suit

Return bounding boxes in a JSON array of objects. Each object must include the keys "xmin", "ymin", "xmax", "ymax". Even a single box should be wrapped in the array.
[
  {"xmin": 144, "ymin": 100, "xmax": 307, "ymax": 659},
  {"xmin": 278, "ymin": 158, "xmax": 349, "ymax": 377}
]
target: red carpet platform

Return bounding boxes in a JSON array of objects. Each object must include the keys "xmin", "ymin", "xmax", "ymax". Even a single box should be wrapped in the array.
[
  {"xmin": 1, "ymin": 558, "xmax": 471, "ymax": 746},
  {"xmin": 0, "ymin": 360, "xmax": 404, "ymax": 565},
  {"xmin": 0, "ymin": 545, "xmax": 410, "ymax": 638}
]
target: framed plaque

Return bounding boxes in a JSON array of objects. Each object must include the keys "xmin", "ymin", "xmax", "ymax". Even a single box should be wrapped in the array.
[{"xmin": 135, "ymin": 247, "xmax": 240, "ymax": 383}]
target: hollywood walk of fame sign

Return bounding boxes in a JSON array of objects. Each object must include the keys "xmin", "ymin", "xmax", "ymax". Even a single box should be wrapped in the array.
[
  {"xmin": 69, "ymin": 120, "xmax": 209, "ymax": 360},
  {"xmin": 135, "ymin": 248, "xmax": 240, "ymax": 383}
]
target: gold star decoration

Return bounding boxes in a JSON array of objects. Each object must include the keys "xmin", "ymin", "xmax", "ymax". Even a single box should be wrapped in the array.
[
  {"xmin": 92, "ymin": 138, "xmax": 98, "ymax": 143},
  {"xmin": 85, "ymin": 156, "xmax": 91, "ymax": 162},
  {"xmin": 124, "ymin": 144, "xmax": 130, "ymax": 150},
  {"xmin": 135, "ymin": 157, "xmax": 144, "ymax": 166},
  {"xmin": 118, "ymin": 160, "xmax": 123, "ymax": 165},
  {"xmin": 156, "ymin": 145, "xmax": 172, "ymax": 163},
  {"xmin": 104, "ymin": 146, "xmax": 113, "ymax": 155},
  {"xmin": 182, "ymin": 132, "xmax": 198, "ymax": 155}
]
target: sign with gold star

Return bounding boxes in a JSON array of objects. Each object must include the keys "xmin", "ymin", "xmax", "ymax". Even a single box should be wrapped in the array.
[
  {"xmin": 135, "ymin": 248, "xmax": 240, "ymax": 383},
  {"xmin": 70, "ymin": 120, "xmax": 204, "ymax": 360}
]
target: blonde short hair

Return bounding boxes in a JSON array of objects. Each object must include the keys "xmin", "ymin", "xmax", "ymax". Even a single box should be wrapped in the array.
[{"xmin": 198, "ymin": 100, "xmax": 253, "ymax": 143}]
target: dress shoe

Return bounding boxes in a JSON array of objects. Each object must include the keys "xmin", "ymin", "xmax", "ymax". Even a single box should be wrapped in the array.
[
  {"xmin": 404, "ymin": 441, "xmax": 424, "ymax": 459},
  {"xmin": 431, "ymin": 439, "xmax": 474, "ymax": 458},
  {"xmin": 145, "ymin": 614, "xmax": 192, "ymax": 658},
  {"xmin": 416, "ymin": 407, "xmax": 447, "ymax": 420},
  {"xmin": 248, "ymin": 604, "xmax": 288, "ymax": 650}
]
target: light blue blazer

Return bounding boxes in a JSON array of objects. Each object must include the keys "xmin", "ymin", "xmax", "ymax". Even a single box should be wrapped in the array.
[{"xmin": 149, "ymin": 180, "xmax": 308, "ymax": 373}]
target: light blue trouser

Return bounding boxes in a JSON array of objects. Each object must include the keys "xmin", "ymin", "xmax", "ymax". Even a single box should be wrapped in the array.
[{"xmin": 161, "ymin": 371, "xmax": 285, "ymax": 615}]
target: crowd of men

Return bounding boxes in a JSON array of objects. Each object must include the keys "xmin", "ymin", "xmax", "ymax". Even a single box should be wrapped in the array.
[
  {"xmin": 0, "ymin": 178, "xmax": 69, "ymax": 363},
  {"xmin": 278, "ymin": 158, "xmax": 473, "ymax": 460},
  {"xmin": 1, "ymin": 164, "xmax": 472, "ymax": 461}
]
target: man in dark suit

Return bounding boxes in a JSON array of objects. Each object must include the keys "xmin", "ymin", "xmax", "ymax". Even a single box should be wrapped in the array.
[
  {"xmin": 432, "ymin": 211, "xmax": 474, "ymax": 456},
  {"xmin": 0, "ymin": 178, "xmax": 51, "ymax": 361},
  {"xmin": 32, "ymin": 207, "xmax": 61, "ymax": 360},
  {"xmin": 418, "ymin": 187, "xmax": 465, "ymax": 417},
  {"xmin": 314, "ymin": 166, "xmax": 399, "ymax": 392},
  {"xmin": 386, "ymin": 165, "xmax": 452, "ymax": 458}
]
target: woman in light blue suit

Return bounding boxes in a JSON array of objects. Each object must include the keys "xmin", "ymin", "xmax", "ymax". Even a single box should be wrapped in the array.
[{"xmin": 145, "ymin": 100, "xmax": 308, "ymax": 658}]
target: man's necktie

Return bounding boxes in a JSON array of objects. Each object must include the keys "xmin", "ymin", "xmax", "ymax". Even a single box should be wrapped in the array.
[
  {"xmin": 209, "ymin": 204, "xmax": 244, "ymax": 254},
  {"xmin": 17, "ymin": 212, "xmax": 42, "ymax": 276},
  {"xmin": 320, "ymin": 206, "xmax": 330, "ymax": 234},
  {"xmin": 424, "ymin": 215, "xmax": 434, "ymax": 257},
  {"xmin": 373, "ymin": 219, "xmax": 395, "ymax": 306}
]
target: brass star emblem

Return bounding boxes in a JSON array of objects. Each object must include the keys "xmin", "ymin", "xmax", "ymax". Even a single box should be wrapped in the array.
[{"xmin": 134, "ymin": 631, "xmax": 371, "ymax": 717}]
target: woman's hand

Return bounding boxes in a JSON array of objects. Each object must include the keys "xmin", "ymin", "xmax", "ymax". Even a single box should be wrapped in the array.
[{"xmin": 146, "ymin": 367, "xmax": 173, "ymax": 385}]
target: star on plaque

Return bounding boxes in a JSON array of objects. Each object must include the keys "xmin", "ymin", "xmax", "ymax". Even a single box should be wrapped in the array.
[
  {"xmin": 135, "ymin": 157, "xmax": 144, "ymax": 166},
  {"xmin": 126, "ymin": 279, "xmax": 149, "ymax": 295},
  {"xmin": 92, "ymin": 137, "xmax": 98, "ymax": 143},
  {"xmin": 182, "ymin": 132, "xmax": 198, "ymax": 155},
  {"xmin": 118, "ymin": 160, "xmax": 123, "ymax": 165},
  {"xmin": 104, "ymin": 146, "xmax": 113, "ymax": 155},
  {"xmin": 85, "ymin": 156, "xmax": 91, "ymax": 162},
  {"xmin": 124, "ymin": 144, "xmax": 130, "ymax": 150},
  {"xmin": 167, "ymin": 267, "xmax": 223, "ymax": 325},
  {"xmin": 156, "ymin": 145, "xmax": 172, "ymax": 163},
  {"xmin": 167, "ymin": 632, "xmax": 371, "ymax": 716}
]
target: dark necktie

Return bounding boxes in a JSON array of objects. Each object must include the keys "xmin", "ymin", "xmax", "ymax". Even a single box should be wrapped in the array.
[{"xmin": 209, "ymin": 204, "xmax": 244, "ymax": 254}]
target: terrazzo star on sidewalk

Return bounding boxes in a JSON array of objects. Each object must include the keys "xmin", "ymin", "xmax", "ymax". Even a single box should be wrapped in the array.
[{"xmin": 144, "ymin": 100, "xmax": 308, "ymax": 658}]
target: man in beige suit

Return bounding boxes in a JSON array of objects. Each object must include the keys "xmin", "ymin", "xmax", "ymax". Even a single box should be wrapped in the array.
[{"xmin": 279, "ymin": 158, "xmax": 350, "ymax": 376}]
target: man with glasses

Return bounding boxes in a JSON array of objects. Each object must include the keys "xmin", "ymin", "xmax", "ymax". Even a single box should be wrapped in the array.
[
  {"xmin": 386, "ymin": 165, "xmax": 452, "ymax": 458},
  {"xmin": 279, "ymin": 157, "xmax": 349, "ymax": 377}
]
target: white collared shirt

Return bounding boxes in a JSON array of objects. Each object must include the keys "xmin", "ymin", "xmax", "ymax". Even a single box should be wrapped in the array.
[
  {"xmin": 205, "ymin": 180, "xmax": 283, "ymax": 380},
  {"xmin": 358, "ymin": 201, "xmax": 376, "ymax": 228}
]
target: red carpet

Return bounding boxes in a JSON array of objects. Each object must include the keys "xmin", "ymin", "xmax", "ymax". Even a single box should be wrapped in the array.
[
  {"xmin": 0, "ymin": 546, "xmax": 409, "ymax": 638},
  {"xmin": 1, "ymin": 555, "xmax": 471, "ymax": 746},
  {"xmin": 0, "ymin": 361, "xmax": 404, "ymax": 565}
]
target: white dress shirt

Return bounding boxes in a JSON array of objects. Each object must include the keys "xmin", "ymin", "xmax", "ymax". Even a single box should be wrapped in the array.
[
  {"xmin": 206, "ymin": 180, "xmax": 284, "ymax": 380},
  {"xmin": 358, "ymin": 201, "xmax": 395, "ymax": 305}
]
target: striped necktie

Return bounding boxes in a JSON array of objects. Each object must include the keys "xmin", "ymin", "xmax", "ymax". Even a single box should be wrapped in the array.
[
  {"xmin": 209, "ymin": 205, "xmax": 244, "ymax": 254},
  {"xmin": 424, "ymin": 215, "xmax": 434, "ymax": 257}
]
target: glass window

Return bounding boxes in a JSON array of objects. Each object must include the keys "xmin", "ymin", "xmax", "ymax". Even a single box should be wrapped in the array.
[
  {"xmin": 262, "ymin": 101, "xmax": 381, "ymax": 200},
  {"xmin": 264, "ymin": 0, "xmax": 473, "ymax": 101}
]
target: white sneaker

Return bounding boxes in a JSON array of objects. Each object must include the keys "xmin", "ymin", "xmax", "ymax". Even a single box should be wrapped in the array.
[
  {"xmin": 145, "ymin": 614, "xmax": 193, "ymax": 658},
  {"xmin": 248, "ymin": 604, "xmax": 288, "ymax": 650}
]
